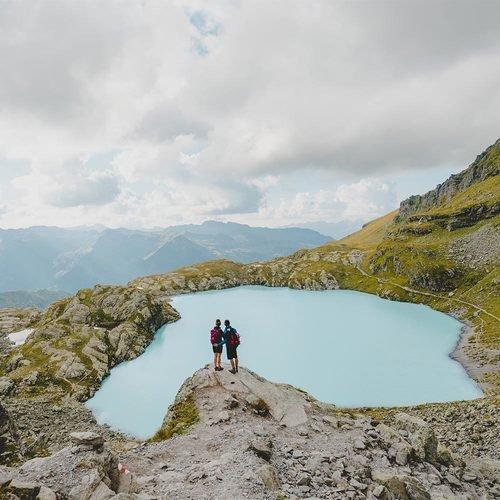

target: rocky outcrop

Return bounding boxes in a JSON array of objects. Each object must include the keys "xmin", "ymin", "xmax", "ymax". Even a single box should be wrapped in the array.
[
  {"xmin": 448, "ymin": 223, "xmax": 500, "ymax": 269},
  {"xmin": 398, "ymin": 138, "xmax": 500, "ymax": 218},
  {"xmin": 0, "ymin": 308, "xmax": 40, "ymax": 358},
  {"xmin": 0, "ymin": 285, "xmax": 180, "ymax": 401},
  {"xmin": 1, "ymin": 366, "xmax": 499, "ymax": 498},
  {"xmin": 83, "ymin": 368, "xmax": 500, "ymax": 497},
  {"xmin": 0, "ymin": 308, "xmax": 40, "ymax": 335},
  {"xmin": 1, "ymin": 393, "xmax": 123, "ymax": 457},
  {"xmin": 0, "ymin": 431, "xmax": 131, "ymax": 499}
]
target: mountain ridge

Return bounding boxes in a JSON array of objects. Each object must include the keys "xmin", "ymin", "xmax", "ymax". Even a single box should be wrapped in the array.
[
  {"xmin": 0, "ymin": 222, "xmax": 331, "ymax": 293},
  {"xmin": 398, "ymin": 138, "xmax": 500, "ymax": 219}
]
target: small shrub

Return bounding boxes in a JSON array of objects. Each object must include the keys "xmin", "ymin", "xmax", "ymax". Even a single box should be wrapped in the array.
[{"xmin": 150, "ymin": 393, "xmax": 199, "ymax": 442}]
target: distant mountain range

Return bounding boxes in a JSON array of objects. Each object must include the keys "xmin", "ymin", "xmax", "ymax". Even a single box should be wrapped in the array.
[
  {"xmin": 0, "ymin": 221, "xmax": 331, "ymax": 293},
  {"xmin": 0, "ymin": 290, "xmax": 69, "ymax": 309}
]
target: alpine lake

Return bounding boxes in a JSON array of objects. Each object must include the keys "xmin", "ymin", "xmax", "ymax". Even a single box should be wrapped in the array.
[{"xmin": 87, "ymin": 286, "xmax": 482, "ymax": 438}]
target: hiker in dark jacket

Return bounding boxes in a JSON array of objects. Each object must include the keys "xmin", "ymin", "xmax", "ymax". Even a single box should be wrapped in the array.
[
  {"xmin": 223, "ymin": 319, "xmax": 240, "ymax": 374},
  {"xmin": 210, "ymin": 319, "xmax": 224, "ymax": 371}
]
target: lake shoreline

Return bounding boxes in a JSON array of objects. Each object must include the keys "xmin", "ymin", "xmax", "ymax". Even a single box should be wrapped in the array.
[{"xmin": 449, "ymin": 319, "xmax": 490, "ymax": 395}]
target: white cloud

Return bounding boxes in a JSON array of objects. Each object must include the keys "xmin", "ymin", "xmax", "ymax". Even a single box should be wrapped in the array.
[
  {"xmin": 269, "ymin": 179, "xmax": 397, "ymax": 224},
  {"xmin": 0, "ymin": 0, "xmax": 499, "ymax": 228},
  {"xmin": 47, "ymin": 170, "xmax": 120, "ymax": 208}
]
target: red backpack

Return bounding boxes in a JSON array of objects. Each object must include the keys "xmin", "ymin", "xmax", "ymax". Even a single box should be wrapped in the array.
[
  {"xmin": 228, "ymin": 328, "xmax": 240, "ymax": 347},
  {"xmin": 210, "ymin": 327, "xmax": 220, "ymax": 345}
]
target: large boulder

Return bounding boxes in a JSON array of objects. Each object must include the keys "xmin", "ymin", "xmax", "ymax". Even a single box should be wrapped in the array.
[
  {"xmin": 371, "ymin": 470, "xmax": 430, "ymax": 500},
  {"xmin": 18, "ymin": 434, "xmax": 120, "ymax": 498}
]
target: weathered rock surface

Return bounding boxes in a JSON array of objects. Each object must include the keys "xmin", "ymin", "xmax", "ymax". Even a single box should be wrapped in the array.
[
  {"xmin": 0, "ymin": 435, "xmax": 123, "ymax": 499},
  {"xmin": 1, "ymin": 285, "xmax": 180, "ymax": 400},
  {"xmin": 2, "ymin": 366, "xmax": 499, "ymax": 499},
  {"xmin": 0, "ymin": 308, "xmax": 40, "ymax": 358},
  {"xmin": 398, "ymin": 138, "xmax": 500, "ymax": 218},
  {"xmin": 1, "ymin": 394, "xmax": 123, "ymax": 457},
  {"xmin": 0, "ymin": 308, "xmax": 40, "ymax": 336}
]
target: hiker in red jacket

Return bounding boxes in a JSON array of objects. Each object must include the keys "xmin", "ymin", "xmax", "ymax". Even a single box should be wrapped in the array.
[{"xmin": 210, "ymin": 319, "xmax": 224, "ymax": 371}]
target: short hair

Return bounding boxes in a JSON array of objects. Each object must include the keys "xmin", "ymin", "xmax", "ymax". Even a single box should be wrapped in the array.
[
  {"xmin": 224, "ymin": 319, "xmax": 230, "ymax": 326},
  {"xmin": 215, "ymin": 319, "xmax": 221, "ymax": 325}
]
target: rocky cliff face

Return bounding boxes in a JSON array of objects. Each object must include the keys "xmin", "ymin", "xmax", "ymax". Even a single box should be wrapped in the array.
[
  {"xmin": 1, "ymin": 366, "xmax": 498, "ymax": 499},
  {"xmin": 398, "ymin": 138, "xmax": 500, "ymax": 219},
  {"xmin": 0, "ymin": 284, "xmax": 179, "ymax": 401}
]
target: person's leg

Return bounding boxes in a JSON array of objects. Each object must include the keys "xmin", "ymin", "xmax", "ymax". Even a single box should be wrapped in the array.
[
  {"xmin": 235, "ymin": 353, "xmax": 239, "ymax": 372},
  {"xmin": 217, "ymin": 352, "xmax": 222, "ymax": 369},
  {"xmin": 213, "ymin": 351, "xmax": 218, "ymax": 370}
]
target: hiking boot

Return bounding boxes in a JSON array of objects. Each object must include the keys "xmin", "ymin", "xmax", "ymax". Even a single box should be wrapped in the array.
[
  {"xmin": 229, "ymin": 369, "xmax": 236, "ymax": 374},
  {"xmin": 218, "ymin": 366, "xmax": 224, "ymax": 371}
]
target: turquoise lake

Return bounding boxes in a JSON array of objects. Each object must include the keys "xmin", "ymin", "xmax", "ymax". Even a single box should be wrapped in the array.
[{"xmin": 86, "ymin": 286, "xmax": 482, "ymax": 438}]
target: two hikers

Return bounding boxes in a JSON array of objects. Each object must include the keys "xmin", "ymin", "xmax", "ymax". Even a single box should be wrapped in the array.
[{"xmin": 210, "ymin": 319, "xmax": 240, "ymax": 374}]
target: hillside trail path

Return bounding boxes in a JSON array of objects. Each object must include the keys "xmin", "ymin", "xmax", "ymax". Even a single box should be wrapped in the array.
[{"xmin": 354, "ymin": 266, "xmax": 500, "ymax": 322}]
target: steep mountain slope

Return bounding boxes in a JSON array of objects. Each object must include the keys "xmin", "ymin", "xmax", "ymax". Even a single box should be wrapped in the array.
[
  {"xmin": 0, "ymin": 227, "xmax": 99, "ymax": 292},
  {"xmin": 399, "ymin": 138, "xmax": 500, "ymax": 218},
  {"xmin": 143, "ymin": 235, "xmax": 217, "ymax": 274}
]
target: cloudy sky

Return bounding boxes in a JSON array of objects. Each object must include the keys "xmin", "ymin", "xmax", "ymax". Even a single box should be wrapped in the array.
[{"xmin": 0, "ymin": 0, "xmax": 499, "ymax": 229}]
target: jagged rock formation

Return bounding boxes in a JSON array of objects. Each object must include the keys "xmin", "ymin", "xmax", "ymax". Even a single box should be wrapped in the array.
[
  {"xmin": 0, "ymin": 431, "xmax": 125, "ymax": 499},
  {"xmin": 0, "ymin": 285, "xmax": 179, "ymax": 401},
  {"xmin": 1, "ymin": 366, "xmax": 498, "ymax": 499},
  {"xmin": 0, "ymin": 307, "xmax": 40, "ymax": 360},
  {"xmin": 398, "ymin": 138, "xmax": 500, "ymax": 218},
  {"xmin": 0, "ymin": 308, "xmax": 40, "ymax": 335}
]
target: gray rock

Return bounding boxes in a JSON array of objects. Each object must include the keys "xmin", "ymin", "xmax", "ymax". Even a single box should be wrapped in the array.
[
  {"xmin": 7, "ymin": 479, "xmax": 41, "ymax": 499},
  {"xmin": 371, "ymin": 469, "xmax": 430, "ymax": 500},
  {"xmin": 256, "ymin": 464, "xmax": 280, "ymax": 490},
  {"xmin": 322, "ymin": 416, "xmax": 338, "ymax": 427},
  {"xmin": 297, "ymin": 474, "xmax": 310, "ymax": 486},
  {"xmin": 248, "ymin": 438, "xmax": 272, "ymax": 461},
  {"xmin": 445, "ymin": 473, "xmax": 461, "ymax": 487},
  {"xmin": 0, "ymin": 377, "xmax": 14, "ymax": 396},
  {"xmin": 36, "ymin": 486, "xmax": 57, "ymax": 500},
  {"xmin": 394, "ymin": 413, "xmax": 428, "ymax": 434},
  {"xmin": 411, "ymin": 426, "xmax": 438, "ymax": 463},
  {"xmin": 70, "ymin": 431, "xmax": 104, "ymax": 447},
  {"xmin": 215, "ymin": 410, "xmax": 230, "ymax": 423},
  {"xmin": 395, "ymin": 446, "xmax": 410, "ymax": 466},
  {"xmin": 354, "ymin": 438, "xmax": 366, "ymax": 450},
  {"xmin": 89, "ymin": 481, "xmax": 116, "ymax": 500}
]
